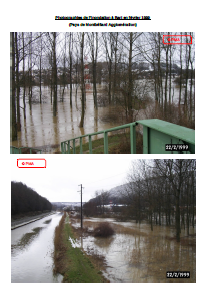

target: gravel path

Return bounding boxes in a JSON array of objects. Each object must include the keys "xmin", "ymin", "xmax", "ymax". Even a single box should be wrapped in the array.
[{"xmin": 11, "ymin": 212, "xmax": 57, "ymax": 229}]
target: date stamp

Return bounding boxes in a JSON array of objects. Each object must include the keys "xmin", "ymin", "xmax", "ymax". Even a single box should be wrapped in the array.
[
  {"xmin": 165, "ymin": 144, "xmax": 189, "ymax": 151},
  {"xmin": 166, "ymin": 271, "xmax": 190, "ymax": 278}
]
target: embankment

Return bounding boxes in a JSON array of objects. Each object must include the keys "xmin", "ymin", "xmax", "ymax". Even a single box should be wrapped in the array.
[{"xmin": 53, "ymin": 212, "xmax": 109, "ymax": 283}]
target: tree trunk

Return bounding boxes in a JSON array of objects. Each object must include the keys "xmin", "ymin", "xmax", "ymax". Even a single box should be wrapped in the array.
[
  {"xmin": 175, "ymin": 189, "xmax": 181, "ymax": 242},
  {"xmin": 52, "ymin": 32, "xmax": 57, "ymax": 117},
  {"xmin": 128, "ymin": 32, "xmax": 133, "ymax": 122},
  {"xmin": 69, "ymin": 33, "xmax": 73, "ymax": 107},
  {"xmin": 29, "ymin": 32, "xmax": 32, "ymax": 111},
  {"xmin": 15, "ymin": 33, "xmax": 21, "ymax": 131},
  {"xmin": 11, "ymin": 32, "xmax": 17, "ymax": 141},
  {"xmin": 79, "ymin": 32, "xmax": 85, "ymax": 128},
  {"xmin": 22, "ymin": 32, "xmax": 26, "ymax": 120},
  {"xmin": 150, "ymin": 211, "xmax": 153, "ymax": 231}
]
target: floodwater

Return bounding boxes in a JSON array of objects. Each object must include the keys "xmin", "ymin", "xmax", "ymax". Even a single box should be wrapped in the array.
[
  {"xmin": 11, "ymin": 85, "xmax": 121, "ymax": 153},
  {"xmin": 72, "ymin": 217, "xmax": 196, "ymax": 283},
  {"xmin": 11, "ymin": 80, "xmax": 192, "ymax": 153},
  {"xmin": 11, "ymin": 212, "xmax": 63, "ymax": 283}
]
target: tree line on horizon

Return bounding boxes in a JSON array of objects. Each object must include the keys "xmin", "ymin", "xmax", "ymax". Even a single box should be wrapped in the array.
[{"xmin": 11, "ymin": 181, "xmax": 52, "ymax": 215}]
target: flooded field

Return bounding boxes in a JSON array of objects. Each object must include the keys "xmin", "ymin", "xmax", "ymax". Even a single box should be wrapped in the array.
[
  {"xmin": 11, "ymin": 212, "xmax": 63, "ymax": 283},
  {"xmin": 71, "ymin": 217, "xmax": 196, "ymax": 283},
  {"xmin": 11, "ymin": 81, "xmax": 189, "ymax": 153},
  {"xmin": 11, "ymin": 85, "xmax": 121, "ymax": 153}
]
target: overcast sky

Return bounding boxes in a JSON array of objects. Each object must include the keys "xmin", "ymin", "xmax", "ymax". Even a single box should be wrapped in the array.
[{"xmin": 11, "ymin": 155, "xmax": 139, "ymax": 203}]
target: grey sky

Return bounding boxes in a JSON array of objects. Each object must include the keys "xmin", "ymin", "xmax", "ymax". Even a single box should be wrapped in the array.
[{"xmin": 11, "ymin": 155, "xmax": 138, "ymax": 203}]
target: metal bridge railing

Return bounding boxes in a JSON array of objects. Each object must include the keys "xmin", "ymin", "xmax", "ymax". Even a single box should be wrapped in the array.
[
  {"xmin": 61, "ymin": 119, "xmax": 195, "ymax": 154},
  {"xmin": 10, "ymin": 146, "xmax": 42, "ymax": 154},
  {"xmin": 61, "ymin": 121, "xmax": 139, "ymax": 154}
]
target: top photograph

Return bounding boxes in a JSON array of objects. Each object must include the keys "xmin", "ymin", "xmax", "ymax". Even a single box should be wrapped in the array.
[{"xmin": 10, "ymin": 32, "xmax": 195, "ymax": 154}]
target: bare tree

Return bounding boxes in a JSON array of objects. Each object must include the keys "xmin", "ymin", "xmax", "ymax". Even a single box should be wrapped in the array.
[
  {"xmin": 154, "ymin": 159, "xmax": 195, "ymax": 242},
  {"xmin": 79, "ymin": 32, "xmax": 85, "ymax": 128},
  {"xmin": 15, "ymin": 33, "xmax": 21, "ymax": 131},
  {"xmin": 68, "ymin": 32, "xmax": 74, "ymax": 106},
  {"xmin": 52, "ymin": 33, "xmax": 58, "ymax": 116},
  {"xmin": 88, "ymin": 32, "xmax": 99, "ymax": 108},
  {"xmin": 21, "ymin": 32, "xmax": 26, "ymax": 119},
  {"xmin": 11, "ymin": 32, "xmax": 17, "ymax": 141},
  {"xmin": 102, "ymin": 32, "xmax": 115, "ymax": 104}
]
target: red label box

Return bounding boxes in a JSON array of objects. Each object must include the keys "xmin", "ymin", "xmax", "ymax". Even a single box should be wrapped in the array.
[
  {"xmin": 17, "ymin": 159, "xmax": 46, "ymax": 168},
  {"xmin": 163, "ymin": 35, "xmax": 192, "ymax": 45}
]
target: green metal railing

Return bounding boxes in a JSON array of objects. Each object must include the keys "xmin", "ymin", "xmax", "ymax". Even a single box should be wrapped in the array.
[
  {"xmin": 61, "ymin": 119, "xmax": 195, "ymax": 154},
  {"xmin": 10, "ymin": 146, "xmax": 42, "ymax": 154},
  {"xmin": 61, "ymin": 121, "xmax": 138, "ymax": 154}
]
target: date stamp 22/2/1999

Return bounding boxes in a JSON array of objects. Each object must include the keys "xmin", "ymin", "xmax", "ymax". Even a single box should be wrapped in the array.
[
  {"xmin": 166, "ymin": 271, "xmax": 190, "ymax": 278},
  {"xmin": 165, "ymin": 144, "xmax": 189, "ymax": 151}
]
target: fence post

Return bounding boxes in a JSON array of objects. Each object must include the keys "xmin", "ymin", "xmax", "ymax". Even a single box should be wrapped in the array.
[
  {"xmin": 104, "ymin": 131, "xmax": 108, "ymax": 154},
  {"xmin": 67, "ymin": 141, "xmax": 70, "ymax": 154},
  {"xmin": 130, "ymin": 123, "xmax": 136, "ymax": 154},
  {"xmin": 80, "ymin": 137, "xmax": 83, "ymax": 154},
  {"xmin": 73, "ymin": 140, "xmax": 76, "ymax": 154},
  {"xmin": 143, "ymin": 126, "xmax": 149, "ymax": 154},
  {"xmin": 89, "ymin": 135, "xmax": 92, "ymax": 154}
]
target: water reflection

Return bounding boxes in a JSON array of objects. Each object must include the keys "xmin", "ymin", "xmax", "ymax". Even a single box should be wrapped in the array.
[
  {"xmin": 11, "ymin": 213, "xmax": 63, "ymax": 283},
  {"xmin": 11, "ymin": 227, "xmax": 43, "ymax": 256},
  {"xmin": 73, "ymin": 218, "xmax": 196, "ymax": 283},
  {"xmin": 11, "ymin": 85, "xmax": 121, "ymax": 153},
  {"xmin": 11, "ymin": 81, "xmax": 195, "ymax": 153}
]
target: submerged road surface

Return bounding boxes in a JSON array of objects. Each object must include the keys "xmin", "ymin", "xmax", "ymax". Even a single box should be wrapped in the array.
[{"xmin": 11, "ymin": 212, "xmax": 63, "ymax": 283}]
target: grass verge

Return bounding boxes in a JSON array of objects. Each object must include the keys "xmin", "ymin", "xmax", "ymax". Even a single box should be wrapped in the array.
[{"xmin": 53, "ymin": 213, "xmax": 109, "ymax": 283}]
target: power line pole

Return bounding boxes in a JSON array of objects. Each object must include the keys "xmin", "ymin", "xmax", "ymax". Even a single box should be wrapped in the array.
[{"xmin": 78, "ymin": 184, "xmax": 84, "ymax": 229}]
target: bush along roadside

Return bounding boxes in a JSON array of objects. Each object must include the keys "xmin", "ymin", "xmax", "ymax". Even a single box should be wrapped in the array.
[{"xmin": 53, "ymin": 212, "xmax": 109, "ymax": 283}]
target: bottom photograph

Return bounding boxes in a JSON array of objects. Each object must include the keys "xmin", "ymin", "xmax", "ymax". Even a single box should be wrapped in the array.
[{"xmin": 11, "ymin": 157, "xmax": 196, "ymax": 283}]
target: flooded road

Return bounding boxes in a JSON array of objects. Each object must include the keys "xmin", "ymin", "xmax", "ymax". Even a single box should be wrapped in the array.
[
  {"xmin": 72, "ymin": 217, "xmax": 196, "ymax": 283},
  {"xmin": 11, "ymin": 212, "xmax": 63, "ymax": 283}
]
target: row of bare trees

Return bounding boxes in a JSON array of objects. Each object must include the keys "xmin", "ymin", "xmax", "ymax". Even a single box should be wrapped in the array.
[
  {"xmin": 84, "ymin": 159, "xmax": 196, "ymax": 242},
  {"xmin": 11, "ymin": 32, "xmax": 195, "ymax": 141},
  {"xmin": 119, "ymin": 159, "xmax": 196, "ymax": 241}
]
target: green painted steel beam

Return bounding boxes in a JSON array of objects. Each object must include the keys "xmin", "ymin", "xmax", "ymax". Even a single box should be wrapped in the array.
[
  {"xmin": 130, "ymin": 124, "xmax": 136, "ymax": 154},
  {"xmin": 137, "ymin": 119, "xmax": 195, "ymax": 145},
  {"xmin": 104, "ymin": 132, "xmax": 108, "ymax": 154},
  {"xmin": 137, "ymin": 119, "xmax": 195, "ymax": 154},
  {"xmin": 143, "ymin": 126, "xmax": 149, "ymax": 154}
]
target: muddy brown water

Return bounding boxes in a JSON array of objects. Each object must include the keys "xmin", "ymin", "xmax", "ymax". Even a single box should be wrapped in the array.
[
  {"xmin": 11, "ymin": 85, "xmax": 121, "ymax": 153},
  {"xmin": 11, "ymin": 212, "xmax": 63, "ymax": 283},
  {"xmin": 71, "ymin": 217, "xmax": 196, "ymax": 283},
  {"xmin": 11, "ymin": 81, "xmax": 188, "ymax": 153}
]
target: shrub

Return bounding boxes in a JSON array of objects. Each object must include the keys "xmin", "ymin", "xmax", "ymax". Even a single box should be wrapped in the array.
[{"xmin": 93, "ymin": 222, "xmax": 115, "ymax": 237}]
